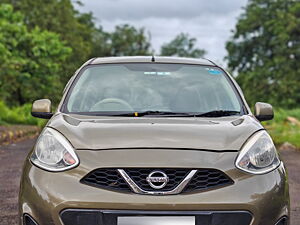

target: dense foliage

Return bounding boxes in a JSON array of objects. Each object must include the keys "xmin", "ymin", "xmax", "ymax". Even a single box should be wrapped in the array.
[
  {"xmin": 1, "ymin": 0, "xmax": 96, "ymax": 85},
  {"xmin": 0, "ymin": 4, "xmax": 71, "ymax": 105},
  {"xmin": 0, "ymin": 101, "xmax": 44, "ymax": 126},
  {"xmin": 107, "ymin": 25, "xmax": 152, "ymax": 56},
  {"xmin": 226, "ymin": 0, "xmax": 300, "ymax": 108}
]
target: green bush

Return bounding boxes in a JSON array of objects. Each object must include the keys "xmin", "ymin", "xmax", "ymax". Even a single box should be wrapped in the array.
[
  {"xmin": 263, "ymin": 108, "xmax": 300, "ymax": 149},
  {"xmin": 0, "ymin": 101, "xmax": 45, "ymax": 127}
]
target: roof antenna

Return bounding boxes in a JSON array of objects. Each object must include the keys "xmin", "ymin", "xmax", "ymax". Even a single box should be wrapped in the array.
[{"xmin": 151, "ymin": 55, "xmax": 155, "ymax": 62}]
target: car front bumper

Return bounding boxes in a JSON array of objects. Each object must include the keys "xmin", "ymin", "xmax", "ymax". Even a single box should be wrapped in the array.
[{"xmin": 19, "ymin": 149, "xmax": 290, "ymax": 225}]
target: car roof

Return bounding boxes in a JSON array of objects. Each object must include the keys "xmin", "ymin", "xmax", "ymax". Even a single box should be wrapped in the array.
[{"xmin": 90, "ymin": 56, "xmax": 216, "ymax": 66}]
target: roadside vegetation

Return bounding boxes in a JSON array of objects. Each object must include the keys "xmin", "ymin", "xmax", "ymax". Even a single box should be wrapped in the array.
[
  {"xmin": 263, "ymin": 109, "xmax": 300, "ymax": 149},
  {"xmin": 0, "ymin": 101, "xmax": 44, "ymax": 127}
]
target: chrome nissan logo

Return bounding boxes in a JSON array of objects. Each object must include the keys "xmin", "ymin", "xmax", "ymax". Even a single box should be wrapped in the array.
[{"xmin": 146, "ymin": 171, "xmax": 169, "ymax": 189}]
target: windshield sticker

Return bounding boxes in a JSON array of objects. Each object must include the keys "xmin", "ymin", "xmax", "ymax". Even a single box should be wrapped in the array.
[
  {"xmin": 144, "ymin": 72, "xmax": 171, "ymax": 76},
  {"xmin": 206, "ymin": 68, "xmax": 221, "ymax": 75}
]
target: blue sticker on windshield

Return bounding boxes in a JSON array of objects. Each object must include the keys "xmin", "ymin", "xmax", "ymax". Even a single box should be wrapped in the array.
[{"xmin": 206, "ymin": 68, "xmax": 221, "ymax": 75}]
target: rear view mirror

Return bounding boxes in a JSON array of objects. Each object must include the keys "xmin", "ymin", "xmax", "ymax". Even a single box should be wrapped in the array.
[
  {"xmin": 31, "ymin": 99, "xmax": 53, "ymax": 119},
  {"xmin": 254, "ymin": 102, "xmax": 274, "ymax": 121}
]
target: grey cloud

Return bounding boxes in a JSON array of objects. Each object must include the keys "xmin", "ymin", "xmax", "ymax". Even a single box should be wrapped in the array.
[{"xmin": 78, "ymin": 0, "xmax": 247, "ymax": 20}]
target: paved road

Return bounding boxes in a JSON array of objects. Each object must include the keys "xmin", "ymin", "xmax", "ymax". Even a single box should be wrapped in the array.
[
  {"xmin": 280, "ymin": 147, "xmax": 300, "ymax": 225},
  {"xmin": 0, "ymin": 138, "xmax": 299, "ymax": 225}
]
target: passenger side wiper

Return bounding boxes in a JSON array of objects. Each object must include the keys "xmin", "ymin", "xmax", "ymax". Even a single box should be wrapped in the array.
[
  {"xmin": 193, "ymin": 110, "xmax": 241, "ymax": 117},
  {"xmin": 138, "ymin": 111, "xmax": 191, "ymax": 116}
]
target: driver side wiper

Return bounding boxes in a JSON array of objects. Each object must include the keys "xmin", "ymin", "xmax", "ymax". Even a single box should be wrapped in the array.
[{"xmin": 193, "ymin": 110, "xmax": 241, "ymax": 117}]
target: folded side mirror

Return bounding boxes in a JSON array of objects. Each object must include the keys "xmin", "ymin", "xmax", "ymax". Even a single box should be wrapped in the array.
[
  {"xmin": 254, "ymin": 102, "xmax": 274, "ymax": 121},
  {"xmin": 31, "ymin": 99, "xmax": 53, "ymax": 119}
]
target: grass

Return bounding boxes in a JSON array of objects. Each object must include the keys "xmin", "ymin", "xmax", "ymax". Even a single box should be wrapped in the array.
[
  {"xmin": 0, "ymin": 101, "xmax": 46, "ymax": 127},
  {"xmin": 263, "ymin": 108, "xmax": 300, "ymax": 149}
]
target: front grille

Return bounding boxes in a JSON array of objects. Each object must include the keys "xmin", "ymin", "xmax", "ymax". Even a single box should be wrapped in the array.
[
  {"xmin": 81, "ymin": 168, "xmax": 233, "ymax": 194},
  {"xmin": 81, "ymin": 168, "xmax": 131, "ymax": 192},
  {"xmin": 125, "ymin": 168, "xmax": 190, "ymax": 191},
  {"xmin": 183, "ymin": 169, "xmax": 234, "ymax": 193}
]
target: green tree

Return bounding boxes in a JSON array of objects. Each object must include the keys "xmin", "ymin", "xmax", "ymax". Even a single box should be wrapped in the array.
[
  {"xmin": 107, "ymin": 24, "xmax": 152, "ymax": 56},
  {"xmin": 0, "ymin": 4, "xmax": 71, "ymax": 105},
  {"xmin": 2, "ymin": 0, "xmax": 97, "ymax": 83},
  {"xmin": 89, "ymin": 24, "xmax": 153, "ymax": 57},
  {"xmin": 160, "ymin": 33, "xmax": 206, "ymax": 58},
  {"xmin": 89, "ymin": 26, "xmax": 111, "ymax": 57},
  {"xmin": 226, "ymin": 0, "xmax": 300, "ymax": 108}
]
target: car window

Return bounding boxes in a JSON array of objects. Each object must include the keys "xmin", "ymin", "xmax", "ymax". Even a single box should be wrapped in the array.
[{"xmin": 65, "ymin": 63, "xmax": 242, "ymax": 114}]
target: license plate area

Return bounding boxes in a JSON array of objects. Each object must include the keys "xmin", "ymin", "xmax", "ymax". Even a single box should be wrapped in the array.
[{"xmin": 118, "ymin": 216, "xmax": 195, "ymax": 225}]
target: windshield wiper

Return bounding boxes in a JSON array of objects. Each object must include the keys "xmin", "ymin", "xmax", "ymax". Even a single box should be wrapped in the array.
[
  {"xmin": 138, "ymin": 111, "xmax": 191, "ymax": 116},
  {"xmin": 110, "ymin": 111, "xmax": 191, "ymax": 117},
  {"xmin": 105, "ymin": 110, "xmax": 241, "ymax": 117},
  {"xmin": 193, "ymin": 110, "xmax": 241, "ymax": 117}
]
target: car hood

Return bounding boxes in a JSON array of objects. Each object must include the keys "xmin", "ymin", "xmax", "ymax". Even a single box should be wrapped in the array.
[{"xmin": 47, "ymin": 113, "xmax": 263, "ymax": 151}]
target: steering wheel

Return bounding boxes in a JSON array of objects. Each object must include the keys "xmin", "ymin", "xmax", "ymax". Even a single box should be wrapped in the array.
[{"xmin": 90, "ymin": 98, "xmax": 134, "ymax": 112}]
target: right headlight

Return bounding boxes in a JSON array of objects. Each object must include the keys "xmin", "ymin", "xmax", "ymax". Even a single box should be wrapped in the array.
[
  {"xmin": 235, "ymin": 130, "xmax": 280, "ymax": 174},
  {"xmin": 31, "ymin": 127, "xmax": 79, "ymax": 172}
]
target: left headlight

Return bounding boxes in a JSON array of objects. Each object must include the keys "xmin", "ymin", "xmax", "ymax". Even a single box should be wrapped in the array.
[
  {"xmin": 31, "ymin": 127, "xmax": 79, "ymax": 172},
  {"xmin": 235, "ymin": 130, "xmax": 280, "ymax": 174}
]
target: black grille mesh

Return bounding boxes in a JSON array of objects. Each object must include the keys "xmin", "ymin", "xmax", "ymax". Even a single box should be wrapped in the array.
[
  {"xmin": 182, "ymin": 169, "xmax": 234, "ymax": 193},
  {"xmin": 81, "ymin": 168, "xmax": 233, "ymax": 194},
  {"xmin": 81, "ymin": 168, "xmax": 131, "ymax": 192}
]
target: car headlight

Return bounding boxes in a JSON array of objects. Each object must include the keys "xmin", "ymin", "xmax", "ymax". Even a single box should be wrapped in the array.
[
  {"xmin": 235, "ymin": 130, "xmax": 280, "ymax": 174},
  {"xmin": 31, "ymin": 127, "xmax": 79, "ymax": 172}
]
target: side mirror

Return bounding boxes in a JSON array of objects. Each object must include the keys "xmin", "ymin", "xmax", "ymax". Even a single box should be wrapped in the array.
[
  {"xmin": 31, "ymin": 99, "xmax": 53, "ymax": 119},
  {"xmin": 254, "ymin": 102, "xmax": 274, "ymax": 121}
]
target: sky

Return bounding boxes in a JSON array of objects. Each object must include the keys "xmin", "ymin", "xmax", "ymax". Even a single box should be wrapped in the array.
[{"xmin": 75, "ymin": 0, "xmax": 248, "ymax": 65}]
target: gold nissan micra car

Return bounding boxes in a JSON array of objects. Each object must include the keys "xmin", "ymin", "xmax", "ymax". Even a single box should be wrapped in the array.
[{"xmin": 19, "ymin": 56, "xmax": 289, "ymax": 225}]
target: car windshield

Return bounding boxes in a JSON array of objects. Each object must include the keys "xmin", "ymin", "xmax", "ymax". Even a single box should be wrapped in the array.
[{"xmin": 64, "ymin": 63, "xmax": 242, "ymax": 116}]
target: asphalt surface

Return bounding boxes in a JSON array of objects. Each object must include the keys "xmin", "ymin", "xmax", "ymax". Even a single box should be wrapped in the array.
[{"xmin": 0, "ymin": 138, "xmax": 299, "ymax": 225}]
